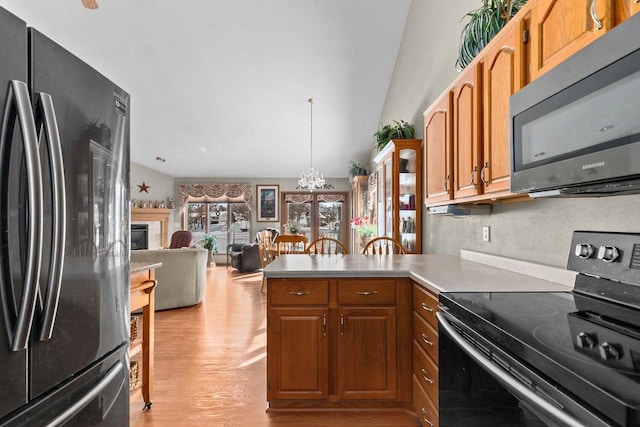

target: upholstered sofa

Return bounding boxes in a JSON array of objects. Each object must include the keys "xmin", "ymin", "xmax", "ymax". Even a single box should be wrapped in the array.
[{"xmin": 130, "ymin": 248, "xmax": 208, "ymax": 310}]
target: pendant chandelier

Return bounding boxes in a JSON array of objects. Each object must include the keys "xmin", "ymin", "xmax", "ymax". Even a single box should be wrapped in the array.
[{"xmin": 298, "ymin": 98, "xmax": 326, "ymax": 192}]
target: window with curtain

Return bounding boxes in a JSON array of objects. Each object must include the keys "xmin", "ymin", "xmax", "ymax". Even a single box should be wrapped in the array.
[
  {"xmin": 178, "ymin": 183, "xmax": 253, "ymax": 250},
  {"xmin": 281, "ymin": 192, "xmax": 348, "ymax": 244}
]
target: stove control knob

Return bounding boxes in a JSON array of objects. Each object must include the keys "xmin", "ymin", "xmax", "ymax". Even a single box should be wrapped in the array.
[
  {"xmin": 576, "ymin": 332, "xmax": 596, "ymax": 349},
  {"xmin": 597, "ymin": 246, "xmax": 620, "ymax": 263},
  {"xmin": 599, "ymin": 342, "xmax": 621, "ymax": 361},
  {"xmin": 574, "ymin": 244, "xmax": 596, "ymax": 259}
]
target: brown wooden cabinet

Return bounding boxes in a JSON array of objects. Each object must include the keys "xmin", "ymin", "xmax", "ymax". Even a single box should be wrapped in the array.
[
  {"xmin": 412, "ymin": 283, "xmax": 439, "ymax": 427},
  {"xmin": 338, "ymin": 307, "xmax": 397, "ymax": 400},
  {"xmin": 268, "ymin": 307, "xmax": 329, "ymax": 400},
  {"xmin": 530, "ymin": 0, "xmax": 613, "ymax": 80},
  {"xmin": 632, "ymin": 0, "xmax": 640, "ymax": 15},
  {"xmin": 373, "ymin": 139, "xmax": 422, "ymax": 253},
  {"xmin": 424, "ymin": 92, "xmax": 453, "ymax": 205},
  {"xmin": 267, "ymin": 277, "xmax": 411, "ymax": 409},
  {"xmin": 452, "ymin": 63, "xmax": 482, "ymax": 199},
  {"xmin": 480, "ymin": 18, "xmax": 527, "ymax": 196},
  {"xmin": 350, "ymin": 175, "xmax": 371, "ymax": 254}
]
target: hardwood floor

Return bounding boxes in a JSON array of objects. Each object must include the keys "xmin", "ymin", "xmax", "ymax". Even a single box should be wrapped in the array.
[{"xmin": 130, "ymin": 266, "xmax": 420, "ymax": 427}]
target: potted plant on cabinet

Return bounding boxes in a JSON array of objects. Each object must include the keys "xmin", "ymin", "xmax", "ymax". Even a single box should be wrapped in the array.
[
  {"xmin": 348, "ymin": 161, "xmax": 369, "ymax": 183},
  {"xmin": 455, "ymin": 0, "xmax": 528, "ymax": 71},
  {"xmin": 373, "ymin": 120, "xmax": 415, "ymax": 152}
]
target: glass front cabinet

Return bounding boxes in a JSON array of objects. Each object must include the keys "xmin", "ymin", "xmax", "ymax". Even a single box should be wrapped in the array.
[
  {"xmin": 350, "ymin": 175, "xmax": 370, "ymax": 254},
  {"xmin": 372, "ymin": 139, "xmax": 422, "ymax": 253}
]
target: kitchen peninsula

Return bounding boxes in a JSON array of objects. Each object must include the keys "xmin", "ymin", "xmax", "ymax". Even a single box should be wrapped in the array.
[{"xmin": 263, "ymin": 252, "xmax": 573, "ymax": 424}]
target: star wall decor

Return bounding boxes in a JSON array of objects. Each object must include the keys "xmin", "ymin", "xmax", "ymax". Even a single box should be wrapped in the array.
[{"xmin": 138, "ymin": 182, "xmax": 151, "ymax": 193}]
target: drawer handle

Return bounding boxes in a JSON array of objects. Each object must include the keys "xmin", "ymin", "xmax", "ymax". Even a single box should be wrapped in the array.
[
  {"xmin": 421, "ymin": 302, "xmax": 433, "ymax": 313},
  {"xmin": 421, "ymin": 334, "xmax": 434, "ymax": 346},
  {"xmin": 421, "ymin": 368, "xmax": 434, "ymax": 384},
  {"xmin": 421, "ymin": 408, "xmax": 434, "ymax": 426},
  {"xmin": 355, "ymin": 291, "xmax": 378, "ymax": 296},
  {"xmin": 288, "ymin": 291, "xmax": 311, "ymax": 296}
]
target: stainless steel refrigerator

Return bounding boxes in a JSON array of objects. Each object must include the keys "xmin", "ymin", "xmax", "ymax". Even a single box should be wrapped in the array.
[{"xmin": 0, "ymin": 6, "xmax": 130, "ymax": 426}]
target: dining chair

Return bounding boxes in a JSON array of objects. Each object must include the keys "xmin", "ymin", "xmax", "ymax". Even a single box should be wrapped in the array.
[
  {"xmin": 258, "ymin": 230, "xmax": 276, "ymax": 292},
  {"xmin": 274, "ymin": 235, "xmax": 308, "ymax": 255},
  {"xmin": 305, "ymin": 237, "xmax": 348, "ymax": 255},
  {"xmin": 362, "ymin": 236, "xmax": 406, "ymax": 255}
]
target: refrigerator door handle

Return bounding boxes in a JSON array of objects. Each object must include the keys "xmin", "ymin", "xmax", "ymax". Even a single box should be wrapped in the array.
[
  {"xmin": 47, "ymin": 361, "xmax": 125, "ymax": 427},
  {"xmin": 0, "ymin": 80, "xmax": 43, "ymax": 352},
  {"xmin": 33, "ymin": 92, "xmax": 66, "ymax": 341}
]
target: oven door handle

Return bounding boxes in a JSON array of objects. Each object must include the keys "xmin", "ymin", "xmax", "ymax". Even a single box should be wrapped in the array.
[{"xmin": 436, "ymin": 311, "xmax": 585, "ymax": 427}]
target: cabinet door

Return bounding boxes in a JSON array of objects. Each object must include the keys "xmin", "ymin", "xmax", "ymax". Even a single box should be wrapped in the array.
[
  {"xmin": 453, "ymin": 64, "xmax": 482, "ymax": 199},
  {"xmin": 338, "ymin": 307, "xmax": 397, "ymax": 400},
  {"xmin": 424, "ymin": 92, "xmax": 453, "ymax": 205},
  {"xmin": 268, "ymin": 308, "xmax": 329, "ymax": 400},
  {"xmin": 481, "ymin": 22, "xmax": 523, "ymax": 195},
  {"xmin": 531, "ymin": 0, "xmax": 612, "ymax": 80},
  {"xmin": 632, "ymin": 0, "xmax": 640, "ymax": 15}
]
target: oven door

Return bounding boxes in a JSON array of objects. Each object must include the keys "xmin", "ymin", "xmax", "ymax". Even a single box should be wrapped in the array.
[{"xmin": 436, "ymin": 311, "xmax": 610, "ymax": 427}]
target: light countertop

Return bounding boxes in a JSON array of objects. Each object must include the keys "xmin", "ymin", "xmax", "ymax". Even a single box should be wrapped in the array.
[
  {"xmin": 263, "ymin": 252, "xmax": 575, "ymax": 295},
  {"xmin": 130, "ymin": 261, "xmax": 162, "ymax": 274}
]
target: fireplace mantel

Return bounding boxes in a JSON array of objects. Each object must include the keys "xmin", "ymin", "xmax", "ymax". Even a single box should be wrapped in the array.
[{"xmin": 131, "ymin": 208, "xmax": 171, "ymax": 248}]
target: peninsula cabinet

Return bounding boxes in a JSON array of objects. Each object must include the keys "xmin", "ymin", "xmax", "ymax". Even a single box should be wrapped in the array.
[
  {"xmin": 412, "ymin": 283, "xmax": 439, "ymax": 427},
  {"xmin": 266, "ymin": 277, "xmax": 412, "ymax": 409},
  {"xmin": 530, "ymin": 0, "xmax": 613, "ymax": 80},
  {"xmin": 373, "ymin": 139, "xmax": 422, "ymax": 253}
]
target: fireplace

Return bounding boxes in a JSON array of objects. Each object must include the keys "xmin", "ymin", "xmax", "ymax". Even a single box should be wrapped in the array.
[{"xmin": 131, "ymin": 224, "xmax": 148, "ymax": 250}]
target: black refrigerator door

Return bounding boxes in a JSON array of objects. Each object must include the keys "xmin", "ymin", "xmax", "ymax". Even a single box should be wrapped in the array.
[
  {"xmin": 0, "ymin": 6, "xmax": 30, "ymax": 419},
  {"xmin": 28, "ymin": 29, "xmax": 130, "ymax": 400}
]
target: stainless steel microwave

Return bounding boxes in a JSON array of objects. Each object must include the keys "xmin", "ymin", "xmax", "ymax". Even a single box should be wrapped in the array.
[{"xmin": 510, "ymin": 12, "xmax": 640, "ymax": 197}]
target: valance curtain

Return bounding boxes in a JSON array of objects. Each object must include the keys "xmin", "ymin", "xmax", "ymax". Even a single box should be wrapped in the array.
[
  {"xmin": 284, "ymin": 193, "xmax": 345, "ymax": 204},
  {"xmin": 178, "ymin": 184, "xmax": 254, "ymax": 208}
]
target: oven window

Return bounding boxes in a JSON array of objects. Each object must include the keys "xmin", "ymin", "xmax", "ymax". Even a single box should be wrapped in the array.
[{"xmin": 513, "ymin": 48, "xmax": 640, "ymax": 171}]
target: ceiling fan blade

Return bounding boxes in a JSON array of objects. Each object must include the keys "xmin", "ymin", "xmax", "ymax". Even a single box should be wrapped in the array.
[{"xmin": 81, "ymin": 0, "xmax": 99, "ymax": 9}]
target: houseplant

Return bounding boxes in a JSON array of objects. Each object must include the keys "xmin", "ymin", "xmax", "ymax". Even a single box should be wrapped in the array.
[
  {"xmin": 285, "ymin": 221, "xmax": 301, "ymax": 235},
  {"xmin": 455, "ymin": 0, "xmax": 528, "ymax": 71},
  {"xmin": 203, "ymin": 234, "xmax": 219, "ymax": 265},
  {"xmin": 350, "ymin": 216, "xmax": 377, "ymax": 246},
  {"xmin": 374, "ymin": 120, "xmax": 415, "ymax": 151},
  {"xmin": 348, "ymin": 161, "xmax": 369, "ymax": 180}
]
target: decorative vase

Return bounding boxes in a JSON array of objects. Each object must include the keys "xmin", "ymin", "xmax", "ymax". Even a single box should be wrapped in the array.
[{"xmin": 360, "ymin": 236, "xmax": 372, "ymax": 249}]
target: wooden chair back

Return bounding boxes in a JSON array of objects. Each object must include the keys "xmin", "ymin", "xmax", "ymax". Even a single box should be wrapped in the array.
[
  {"xmin": 274, "ymin": 235, "xmax": 308, "ymax": 254},
  {"xmin": 362, "ymin": 236, "xmax": 406, "ymax": 255},
  {"xmin": 257, "ymin": 230, "xmax": 275, "ymax": 268},
  {"xmin": 305, "ymin": 237, "xmax": 348, "ymax": 255}
]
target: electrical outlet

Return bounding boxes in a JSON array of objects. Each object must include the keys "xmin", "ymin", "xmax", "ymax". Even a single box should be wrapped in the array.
[{"xmin": 482, "ymin": 226, "xmax": 490, "ymax": 242}]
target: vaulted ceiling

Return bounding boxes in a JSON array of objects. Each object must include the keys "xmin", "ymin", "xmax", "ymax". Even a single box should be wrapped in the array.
[{"xmin": 1, "ymin": 0, "xmax": 411, "ymax": 178}]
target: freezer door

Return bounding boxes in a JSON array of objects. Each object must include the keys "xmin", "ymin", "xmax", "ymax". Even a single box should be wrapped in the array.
[
  {"xmin": 1, "ymin": 343, "xmax": 130, "ymax": 427},
  {"xmin": 0, "ymin": 6, "xmax": 29, "ymax": 419},
  {"xmin": 28, "ymin": 29, "xmax": 130, "ymax": 399}
]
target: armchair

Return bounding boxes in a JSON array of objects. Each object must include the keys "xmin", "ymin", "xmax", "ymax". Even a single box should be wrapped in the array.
[{"xmin": 229, "ymin": 228, "xmax": 279, "ymax": 272}]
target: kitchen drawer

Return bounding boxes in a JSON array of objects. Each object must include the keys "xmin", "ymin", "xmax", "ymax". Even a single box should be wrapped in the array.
[
  {"xmin": 270, "ymin": 279, "xmax": 329, "ymax": 305},
  {"xmin": 413, "ymin": 312, "xmax": 438, "ymax": 364},
  {"xmin": 413, "ymin": 375, "xmax": 439, "ymax": 427},
  {"xmin": 337, "ymin": 279, "xmax": 396, "ymax": 305},
  {"xmin": 413, "ymin": 284, "xmax": 438, "ymax": 328},
  {"xmin": 413, "ymin": 340, "xmax": 438, "ymax": 406}
]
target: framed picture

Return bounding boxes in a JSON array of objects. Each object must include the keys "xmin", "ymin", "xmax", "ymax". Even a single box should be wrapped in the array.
[{"xmin": 256, "ymin": 184, "xmax": 279, "ymax": 222}]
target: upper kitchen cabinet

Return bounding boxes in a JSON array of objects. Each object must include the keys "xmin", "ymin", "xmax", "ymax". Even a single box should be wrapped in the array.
[
  {"xmin": 452, "ymin": 63, "xmax": 483, "ymax": 200},
  {"xmin": 480, "ymin": 15, "xmax": 528, "ymax": 196},
  {"xmin": 632, "ymin": 0, "xmax": 640, "ymax": 16},
  {"xmin": 530, "ymin": 0, "xmax": 613, "ymax": 80},
  {"xmin": 423, "ymin": 91, "xmax": 453, "ymax": 206},
  {"xmin": 373, "ymin": 139, "xmax": 422, "ymax": 253}
]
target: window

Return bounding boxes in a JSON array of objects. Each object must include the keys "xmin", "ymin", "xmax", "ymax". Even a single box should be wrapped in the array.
[
  {"xmin": 281, "ymin": 192, "xmax": 348, "ymax": 243},
  {"xmin": 185, "ymin": 202, "xmax": 251, "ymax": 249}
]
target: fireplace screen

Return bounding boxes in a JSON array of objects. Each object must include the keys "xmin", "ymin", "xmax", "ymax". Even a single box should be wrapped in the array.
[{"xmin": 131, "ymin": 224, "xmax": 148, "ymax": 250}]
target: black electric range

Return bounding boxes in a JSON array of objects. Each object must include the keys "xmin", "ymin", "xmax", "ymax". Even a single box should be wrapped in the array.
[{"xmin": 438, "ymin": 231, "xmax": 640, "ymax": 427}]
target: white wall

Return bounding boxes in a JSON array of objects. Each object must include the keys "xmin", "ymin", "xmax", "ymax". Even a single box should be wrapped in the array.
[
  {"xmin": 381, "ymin": 1, "xmax": 640, "ymax": 267},
  {"xmin": 130, "ymin": 162, "xmax": 177, "ymax": 237}
]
